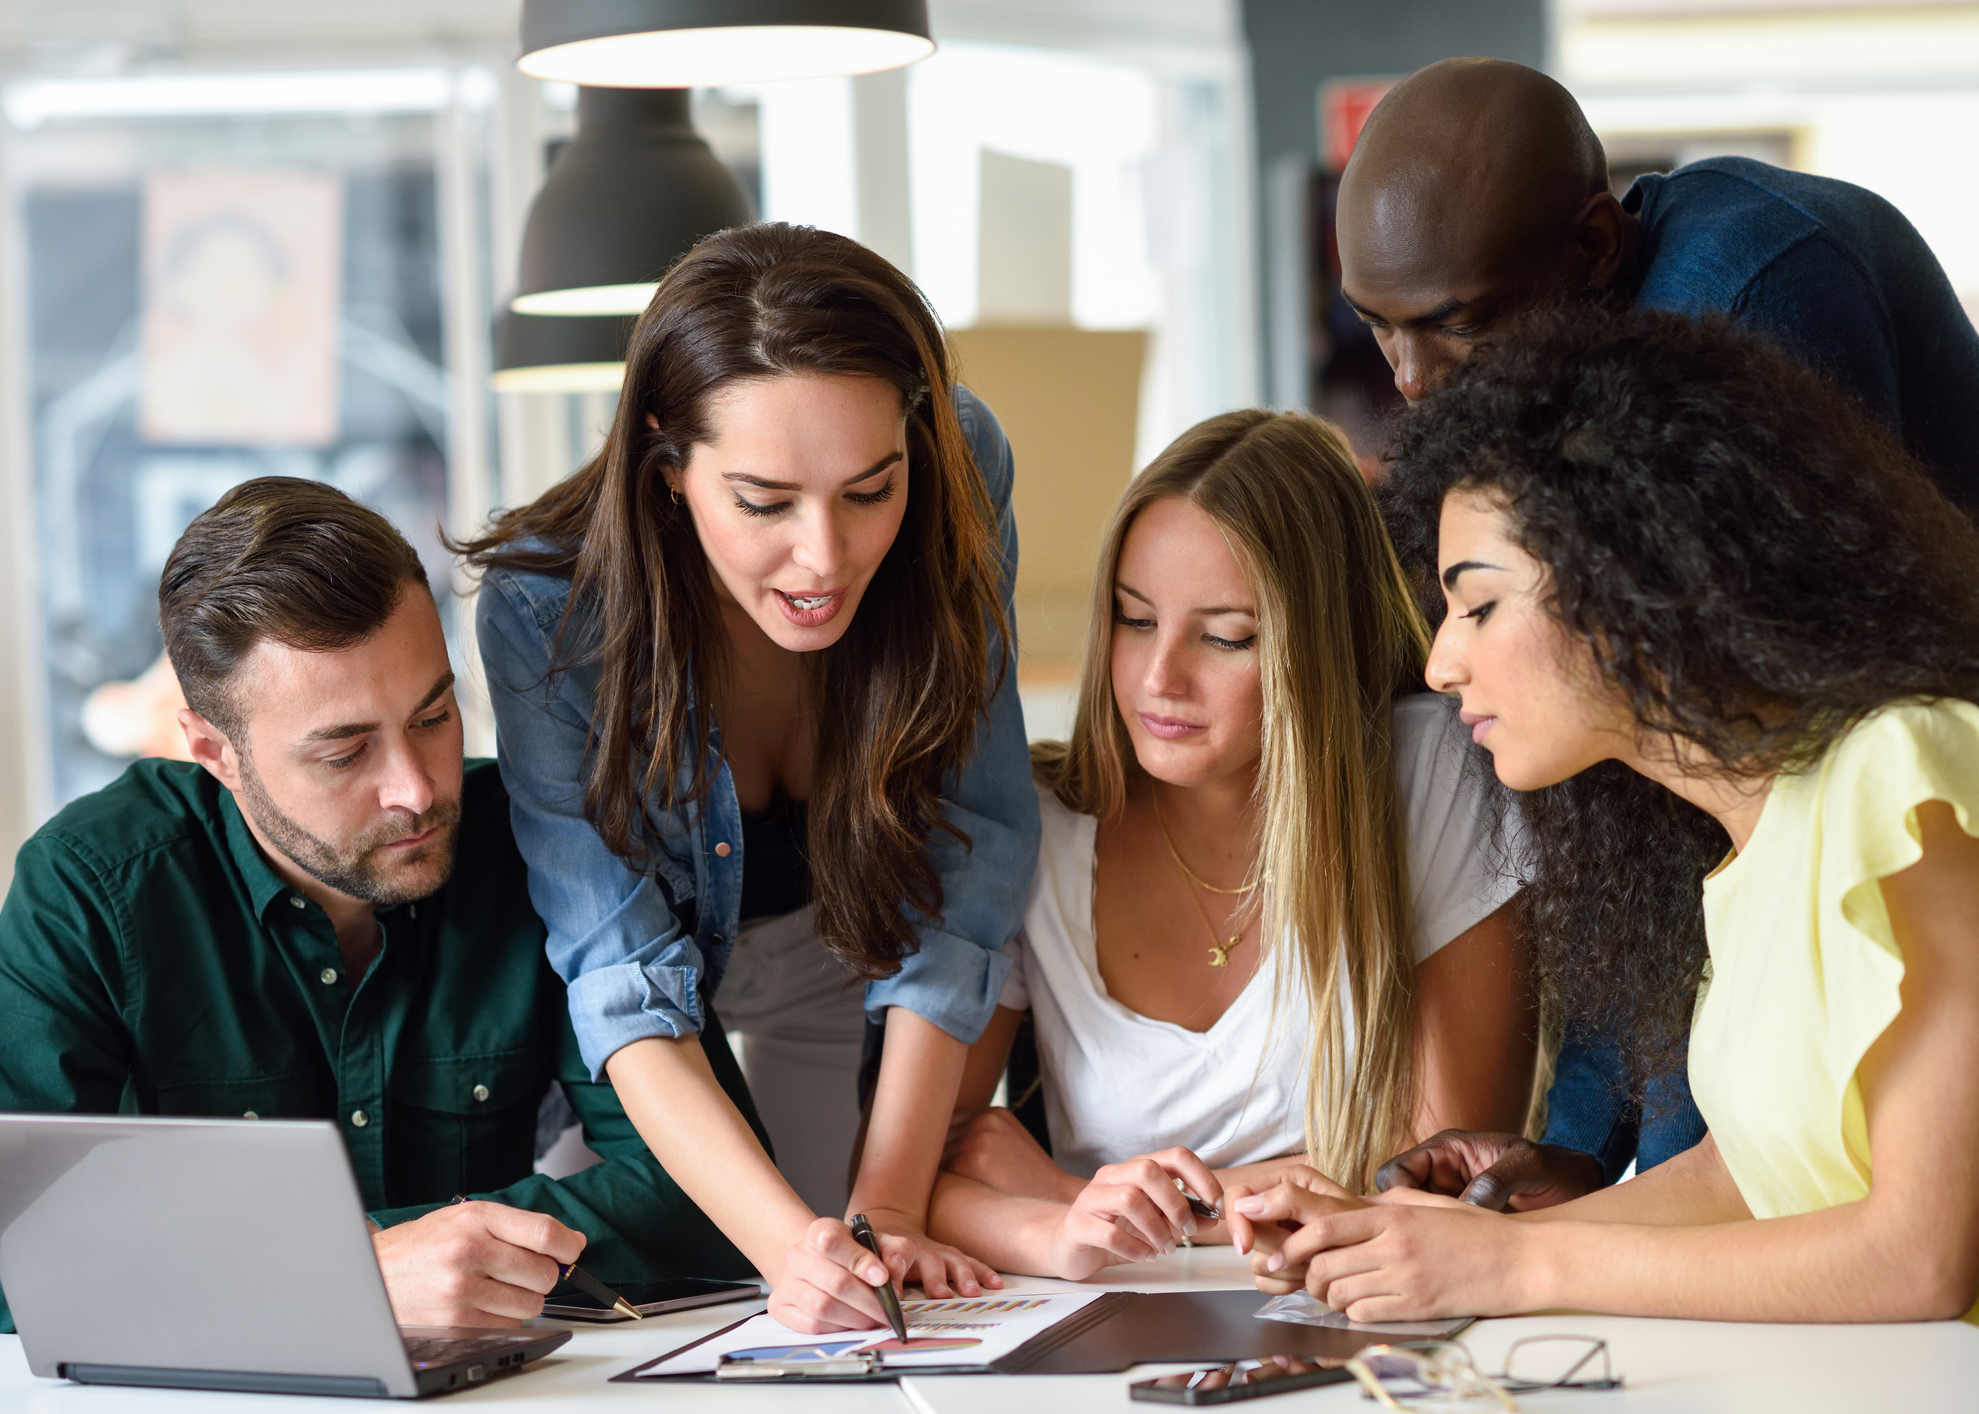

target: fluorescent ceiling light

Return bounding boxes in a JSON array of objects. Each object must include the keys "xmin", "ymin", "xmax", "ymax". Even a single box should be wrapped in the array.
[
  {"xmin": 511, "ymin": 281, "xmax": 658, "ymax": 316},
  {"xmin": 519, "ymin": 25, "xmax": 933, "ymax": 87},
  {"xmin": 2, "ymin": 68, "xmax": 490, "ymax": 129}
]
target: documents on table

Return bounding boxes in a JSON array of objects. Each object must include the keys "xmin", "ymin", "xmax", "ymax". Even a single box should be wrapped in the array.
[
  {"xmin": 633, "ymin": 1292, "xmax": 1107, "ymax": 1377},
  {"xmin": 1253, "ymin": 1291, "xmax": 1471, "ymax": 1338}
]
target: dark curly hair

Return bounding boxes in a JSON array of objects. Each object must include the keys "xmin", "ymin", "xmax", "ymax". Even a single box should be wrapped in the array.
[{"xmin": 1380, "ymin": 304, "xmax": 1979, "ymax": 1098}]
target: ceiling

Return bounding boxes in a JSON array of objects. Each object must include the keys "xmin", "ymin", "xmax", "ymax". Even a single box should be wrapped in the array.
[{"xmin": 1561, "ymin": 0, "xmax": 1979, "ymax": 17}]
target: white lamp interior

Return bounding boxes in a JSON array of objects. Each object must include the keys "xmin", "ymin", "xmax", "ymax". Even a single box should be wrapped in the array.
[
  {"xmin": 511, "ymin": 282, "xmax": 659, "ymax": 316},
  {"xmin": 519, "ymin": 26, "xmax": 933, "ymax": 88},
  {"xmin": 490, "ymin": 361, "xmax": 628, "ymax": 393}
]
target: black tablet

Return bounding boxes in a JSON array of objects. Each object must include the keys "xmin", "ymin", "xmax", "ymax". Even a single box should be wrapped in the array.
[{"xmin": 542, "ymin": 1277, "xmax": 762, "ymax": 1322}]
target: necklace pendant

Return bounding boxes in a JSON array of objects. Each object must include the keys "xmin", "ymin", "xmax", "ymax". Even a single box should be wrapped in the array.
[{"xmin": 1207, "ymin": 944, "xmax": 1229, "ymax": 967}]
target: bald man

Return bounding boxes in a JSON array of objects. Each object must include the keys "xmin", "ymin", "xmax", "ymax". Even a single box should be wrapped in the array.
[
  {"xmin": 1337, "ymin": 56, "xmax": 1979, "ymax": 507},
  {"xmin": 1350, "ymin": 57, "xmax": 1979, "ymax": 1211}
]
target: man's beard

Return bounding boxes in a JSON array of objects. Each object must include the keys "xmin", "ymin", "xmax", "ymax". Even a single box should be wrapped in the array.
[{"xmin": 238, "ymin": 760, "xmax": 462, "ymax": 907}]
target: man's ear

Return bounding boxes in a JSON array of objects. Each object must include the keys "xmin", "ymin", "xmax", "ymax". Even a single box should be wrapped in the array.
[
  {"xmin": 178, "ymin": 708, "xmax": 244, "ymax": 791},
  {"xmin": 1572, "ymin": 191, "xmax": 1632, "ymax": 294}
]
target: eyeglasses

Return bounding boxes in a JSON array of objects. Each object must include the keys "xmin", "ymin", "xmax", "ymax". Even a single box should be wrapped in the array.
[
  {"xmin": 1344, "ymin": 1336, "xmax": 1619, "ymax": 1411},
  {"xmin": 1500, "ymin": 1335, "xmax": 1621, "ymax": 1394}
]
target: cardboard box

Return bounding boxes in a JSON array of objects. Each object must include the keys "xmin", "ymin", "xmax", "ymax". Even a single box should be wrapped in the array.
[{"xmin": 949, "ymin": 326, "xmax": 1147, "ymax": 676}]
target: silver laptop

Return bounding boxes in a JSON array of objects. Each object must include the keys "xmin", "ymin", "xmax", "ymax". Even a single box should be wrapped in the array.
[{"xmin": 0, "ymin": 1114, "xmax": 569, "ymax": 1398}]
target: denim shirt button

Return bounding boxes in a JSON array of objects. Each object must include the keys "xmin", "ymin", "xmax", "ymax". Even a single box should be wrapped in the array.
[{"xmin": 714, "ymin": 841, "xmax": 731, "ymax": 857}]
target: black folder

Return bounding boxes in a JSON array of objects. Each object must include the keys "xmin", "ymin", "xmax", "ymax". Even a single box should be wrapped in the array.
[{"xmin": 616, "ymin": 1289, "xmax": 1472, "ymax": 1382}]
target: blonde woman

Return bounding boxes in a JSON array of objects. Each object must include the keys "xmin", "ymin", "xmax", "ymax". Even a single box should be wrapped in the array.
[{"xmin": 924, "ymin": 410, "xmax": 1536, "ymax": 1280}]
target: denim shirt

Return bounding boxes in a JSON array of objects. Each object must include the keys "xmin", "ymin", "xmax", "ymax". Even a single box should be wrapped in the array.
[
  {"xmin": 1631, "ymin": 156, "xmax": 1979, "ymax": 508},
  {"xmin": 477, "ymin": 386, "xmax": 1042, "ymax": 1079}
]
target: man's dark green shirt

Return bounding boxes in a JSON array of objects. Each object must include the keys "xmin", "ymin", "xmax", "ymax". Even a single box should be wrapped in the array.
[{"xmin": 0, "ymin": 758, "xmax": 759, "ymax": 1331}]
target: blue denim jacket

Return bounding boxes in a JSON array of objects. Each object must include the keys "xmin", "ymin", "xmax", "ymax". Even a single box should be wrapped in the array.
[{"xmin": 477, "ymin": 386, "xmax": 1042, "ymax": 1079}]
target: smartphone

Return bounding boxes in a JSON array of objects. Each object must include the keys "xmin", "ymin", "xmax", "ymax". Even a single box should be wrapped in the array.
[
  {"xmin": 1130, "ymin": 1358, "xmax": 1356, "ymax": 1404},
  {"xmin": 540, "ymin": 1277, "xmax": 761, "ymax": 1322}
]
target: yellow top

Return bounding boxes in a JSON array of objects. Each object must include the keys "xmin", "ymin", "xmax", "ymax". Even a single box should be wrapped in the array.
[{"xmin": 1691, "ymin": 698, "xmax": 1979, "ymax": 1322}]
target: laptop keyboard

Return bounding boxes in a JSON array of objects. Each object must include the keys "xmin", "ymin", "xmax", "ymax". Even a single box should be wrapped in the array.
[{"xmin": 402, "ymin": 1334, "xmax": 540, "ymax": 1370}]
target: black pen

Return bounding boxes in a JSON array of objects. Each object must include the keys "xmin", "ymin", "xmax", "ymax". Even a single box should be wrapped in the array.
[
  {"xmin": 848, "ymin": 1213, "xmax": 909, "ymax": 1342},
  {"xmin": 449, "ymin": 1194, "xmax": 641, "ymax": 1321}
]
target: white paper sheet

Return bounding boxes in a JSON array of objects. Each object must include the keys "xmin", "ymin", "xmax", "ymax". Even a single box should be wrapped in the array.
[
  {"xmin": 1253, "ymin": 1290, "xmax": 1471, "ymax": 1338},
  {"xmin": 635, "ymin": 1291, "xmax": 1107, "ymax": 1376}
]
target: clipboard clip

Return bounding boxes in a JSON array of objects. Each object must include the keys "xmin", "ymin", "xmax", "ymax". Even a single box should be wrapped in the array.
[{"xmin": 715, "ymin": 1351, "xmax": 880, "ymax": 1380}]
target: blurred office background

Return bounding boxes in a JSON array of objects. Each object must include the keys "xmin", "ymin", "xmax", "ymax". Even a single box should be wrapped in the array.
[{"xmin": 0, "ymin": 0, "xmax": 1971, "ymax": 886}]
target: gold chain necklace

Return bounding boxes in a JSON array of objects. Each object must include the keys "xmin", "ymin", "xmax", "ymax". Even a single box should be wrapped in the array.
[
  {"xmin": 1182, "ymin": 875, "xmax": 1245, "ymax": 968},
  {"xmin": 1152, "ymin": 786, "xmax": 1253, "ymax": 967},
  {"xmin": 1152, "ymin": 786, "xmax": 1259, "ymax": 894}
]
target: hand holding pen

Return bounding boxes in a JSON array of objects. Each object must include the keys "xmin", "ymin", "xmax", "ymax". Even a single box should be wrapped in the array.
[
  {"xmin": 850, "ymin": 1214, "xmax": 910, "ymax": 1340},
  {"xmin": 371, "ymin": 1195, "xmax": 597, "ymax": 1328},
  {"xmin": 1035, "ymin": 1147, "xmax": 1225, "ymax": 1282},
  {"xmin": 768, "ymin": 1214, "xmax": 998, "ymax": 1335},
  {"xmin": 444, "ymin": 1194, "xmax": 640, "ymax": 1321}
]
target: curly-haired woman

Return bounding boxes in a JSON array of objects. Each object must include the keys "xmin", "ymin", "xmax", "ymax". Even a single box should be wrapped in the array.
[{"xmin": 1228, "ymin": 305, "xmax": 1979, "ymax": 1324}]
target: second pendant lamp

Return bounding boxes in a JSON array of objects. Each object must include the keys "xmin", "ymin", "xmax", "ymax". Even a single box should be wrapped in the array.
[{"xmin": 511, "ymin": 85, "xmax": 755, "ymax": 319}]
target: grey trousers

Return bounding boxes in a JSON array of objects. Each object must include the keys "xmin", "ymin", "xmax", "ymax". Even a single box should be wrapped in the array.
[{"xmin": 716, "ymin": 906, "xmax": 869, "ymax": 1218}]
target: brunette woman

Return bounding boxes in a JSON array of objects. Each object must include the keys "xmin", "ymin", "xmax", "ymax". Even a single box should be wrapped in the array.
[
  {"xmin": 1233, "ymin": 307, "xmax": 1979, "ymax": 1324},
  {"xmin": 925, "ymin": 410, "xmax": 1536, "ymax": 1279},
  {"xmin": 464, "ymin": 225, "xmax": 1039, "ymax": 1332}
]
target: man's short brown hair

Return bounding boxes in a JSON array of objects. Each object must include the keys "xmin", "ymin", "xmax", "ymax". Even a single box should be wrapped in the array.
[{"xmin": 160, "ymin": 477, "xmax": 430, "ymax": 738}]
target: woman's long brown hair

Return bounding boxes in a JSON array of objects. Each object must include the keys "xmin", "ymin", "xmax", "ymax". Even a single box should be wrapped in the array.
[
  {"xmin": 1034, "ymin": 410, "xmax": 1430, "ymax": 1189},
  {"xmin": 458, "ymin": 223, "xmax": 1008, "ymax": 979}
]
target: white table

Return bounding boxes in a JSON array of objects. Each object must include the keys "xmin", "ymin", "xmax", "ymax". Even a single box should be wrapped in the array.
[{"xmin": 4, "ymin": 1248, "xmax": 1977, "ymax": 1411}]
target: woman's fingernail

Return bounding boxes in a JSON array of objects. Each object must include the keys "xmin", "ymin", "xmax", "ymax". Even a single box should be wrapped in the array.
[
  {"xmin": 1183, "ymin": 1218, "xmax": 1199, "ymax": 1237},
  {"xmin": 1235, "ymin": 1196, "xmax": 1265, "ymax": 1215},
  {"xmin": 1266, "ymin": 1254, "xmax": 1285, "ymax": 1272},
  {"xmin": 865, "ymin": 1265, "xmax": 887, "ymax": 1284}
]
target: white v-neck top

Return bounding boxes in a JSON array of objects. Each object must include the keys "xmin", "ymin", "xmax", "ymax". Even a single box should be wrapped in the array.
[{"xmin": 999, "ymin": 693, "xmax": 1521, "ymax": 1177}]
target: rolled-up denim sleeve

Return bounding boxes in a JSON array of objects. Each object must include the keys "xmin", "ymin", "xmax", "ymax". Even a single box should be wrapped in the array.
[
  {"xmin": 864, "ymin": 387, "xmax": 1042, "ymax": 1042},
  {"xmin": 477, "ymin": 571, "xmax": 709, "ymax": 1076}
]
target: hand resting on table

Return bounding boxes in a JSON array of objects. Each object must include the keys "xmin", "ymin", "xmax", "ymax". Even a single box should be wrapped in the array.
[{"xmin": 1374, "ymin": 1129, "xmax": 1604, "ymax": 1212}]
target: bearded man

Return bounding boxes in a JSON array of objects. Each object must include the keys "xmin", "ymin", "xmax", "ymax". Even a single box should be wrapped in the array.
[{"xmin": 0, "ymin": 478, "xmax": 760, "ymax": 1332}]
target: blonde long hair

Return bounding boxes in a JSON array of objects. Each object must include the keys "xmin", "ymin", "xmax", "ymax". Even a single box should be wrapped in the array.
[{"xmin": 1033, "ymin": 410, "xmax": 1430, "ymax": 1190}]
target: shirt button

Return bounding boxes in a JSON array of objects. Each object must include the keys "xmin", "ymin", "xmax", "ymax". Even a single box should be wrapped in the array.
[
  {"xmin": 350, "ymin": 1109, "xmax": 370, "ymax": 1128},
  {"xmin": 319, "ymin": 967, "xmax": 338, "ymax": 985},
  {"xmin": 471, "ymin": 1084, "xmax": 490, "ymax": 1103},
  {"xmin": 289, "ymin": 895, "xmax": 306, "ymax": 910},
  {"xmin": 242, "ymin": 1110, "xmax": 259, "ymax": 1120},
  {"xmin": 714, "ymin": 842, "xmax": 731, "ymax": 857}
]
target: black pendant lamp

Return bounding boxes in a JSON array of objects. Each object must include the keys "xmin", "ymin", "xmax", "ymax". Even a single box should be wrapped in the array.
[
  {"xmin": 519, "ymin": 0, "xmax": 933, "ymax": 88},
  {"xmin": 491, "ymin": 310, "xmax": 636, "ymax": 392},
  {"xmin": 510, "ymin": 86, "xmax": 754, "ymax": 319}
]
